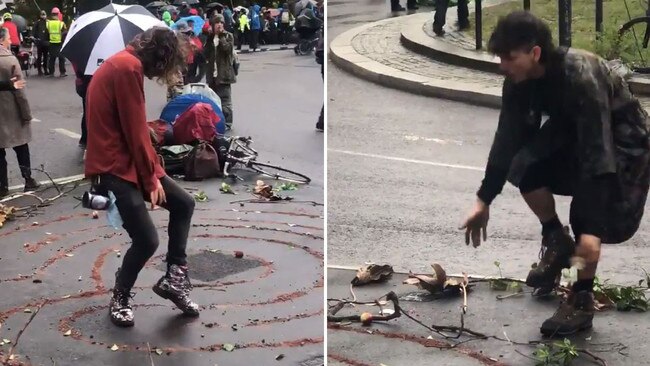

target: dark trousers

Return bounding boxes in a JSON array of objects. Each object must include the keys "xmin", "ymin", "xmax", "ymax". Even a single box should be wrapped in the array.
[
  {"xmin": 48, "ymin": 43, "xmax": 66, "ymax": 76},
  {"xmin": 249, "ymin": 29, "xmax": 260, "ymax": 50},
  {"xmin": 211, "ymin": 83, "xmax": 233, "ymax": 127},
  {"xmin": 80, "ymin": 95, "xmax": 87, "ymax": 146},
  {"xmin": 36, "ymin": 44, "xmax": 49, "ymax": 74},
  {"xmin": 0, "ymin": 144, "xmax": 32, "ymax": 188},
  {"xmin": 433, "ymin": 0, "xmax": 469, "ymax": 31},
  {"xmin": 279, "ymin": 23, "xmax": 291, "ymax": 45},
  {"xmin": 98, "ymin": 174, "xmax": 195, "ymax": 291},
  {"xmin": 236, "ymin": 29, "xmax": 247, "ymax": 49}
]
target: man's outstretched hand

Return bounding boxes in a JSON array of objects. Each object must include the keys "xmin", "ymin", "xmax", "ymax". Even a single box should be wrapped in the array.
[{"xmin": 460, "ymin": 199, "xmax": 489, "ymax": 248}]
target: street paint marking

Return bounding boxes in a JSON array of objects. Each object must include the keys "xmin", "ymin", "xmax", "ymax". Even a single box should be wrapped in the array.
[
  {"xmin": 404, "ymin": 135, "xmax": 463, "ymax": 146},
  {"xmin": 53, "ymin": 128, "xmax": 81, "ymax": 139},
  {"xmin": 4, "ymin": 174, "xmax": 86, "ymax": 196},
  {"xmin": 328, "ymin": 149, "xmax": 485, "ymax": 172}
]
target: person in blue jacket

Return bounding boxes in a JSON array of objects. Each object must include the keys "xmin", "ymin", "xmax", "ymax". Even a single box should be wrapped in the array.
[{"xmin": 248, "ymin": 4, "xmax": 261, "ymax": 51}]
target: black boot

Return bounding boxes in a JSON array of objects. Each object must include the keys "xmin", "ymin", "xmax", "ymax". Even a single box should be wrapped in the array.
[
  {"xmin": 526, "ymin": 226, "xmax": 576, "ymax": 296},
  {"xmin": 540, "ymin": 291, "xmax": 594, "ymax": 336},
  {"xmin": 433, "ymin": 26, "xmax": 446, "ymax": 36},
  {"xmin": 0, "ymin": 186, "xmax": 7, "ymax": 198},
  {"xmin": 406, "ymin": 0, "xmax": 418, "ymax": 10},
  {"xmin": 109, "ymin": 267, "xmax": 135, "ymax": 327},
  {"xmin": 153, "ymin": 264, "xmax": 200, "ymax": 316},
  {"xmin": 391, "ymin": 0, "xmax": 406, "ymax": 11},
  {"xmin": 24, "ymin": 177, "xmax": 41, "ymax": 192}
]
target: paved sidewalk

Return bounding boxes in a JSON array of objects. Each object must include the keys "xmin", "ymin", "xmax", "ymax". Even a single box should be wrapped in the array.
[
  {"xmin": 328, "ymin": 267, "xmax": 648, "ymax": 366},
  {"xmin": 0, "ymin": 179, "xmax": 323, "ymax": 365},
  {"xmin": 329, "ymin": 3, "xmax": 650, "ymax": 109}
]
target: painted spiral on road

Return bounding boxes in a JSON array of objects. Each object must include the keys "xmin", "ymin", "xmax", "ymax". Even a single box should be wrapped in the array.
[{"xmin": 0, "ymin": 204, "xmax": 324, "ymax": 365}]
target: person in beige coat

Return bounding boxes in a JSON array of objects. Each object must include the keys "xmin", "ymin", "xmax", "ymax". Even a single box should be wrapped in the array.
[{"xmin": 0, "ymin": 27, "xmax": 40, "ymax": 197}]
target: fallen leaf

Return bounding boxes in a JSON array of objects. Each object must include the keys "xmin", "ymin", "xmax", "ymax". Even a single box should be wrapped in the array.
[
  {"xmin": 77, "ymin": 276, "xmax": 82, "ymax": 281},
  {"xmin": 222, "ymin": 343, "xmax": 235, "ymax": 352},
  {"xmin": 61, "ymin": 295, "xmax": 71, "ymax": 299},
  {"xmin": 380, "ymin": 309, "xmax": 395, "ymax": 316},
  {"xmin": 155, "ymin": 348, "xmax": 163, "ymax": 355},
  {"xmin": 585, "ymin": 336, "xmax": 592, "ymax": 341},
  {"xmin": 8, "ymin": 354, "xmax": 15, "ymax": 360},
  {"xmin": 275, "ymin": 353, "xmax": 285, "ymax": 360},
  {"xmin": 194, "ymin": 191, "xmax": 209, "ymax": 202},
  {"xmin": 65, "ymin": 254, "xmax": 74, "ymax": 257},
  {"xmin": 351, "ymin": 264, "xmax": 394, "ymax": 286},
  {"xmin": 110, "ymin": 344, "xmax": 119, "ymax": 351},
  {"xmin": 220, "ymin": 182, "xmax": 235, "ymax": 194},
  {"xmin": 2, "ymin": 339, "xmax": 10, "ymax": 344},
  {"xmin": 254, "ymin": 180, "xmax": 273, "ymax": 198},
  {"xmin": 31, "ymin": 222, "xmax": 38, "ymax": 226},
  {"xmin": 23, "ymin": 308, "xmax": 32, "ymax": 313},
  {"xmin": 64, "ymin": 330, "xmax": 72, "ymax": 336},
  {"xmin": 45, "ymin": 232, "xmax": 51, "ymax": 235}
]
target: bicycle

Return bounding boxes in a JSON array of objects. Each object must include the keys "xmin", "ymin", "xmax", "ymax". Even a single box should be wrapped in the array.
[
  {"xmin": 619, "ymin": 0, "xmax": 650, "ymax": 73},
  {"xmin": 219, "ymin": 136, "xmax": 311, "ymax": 184}
]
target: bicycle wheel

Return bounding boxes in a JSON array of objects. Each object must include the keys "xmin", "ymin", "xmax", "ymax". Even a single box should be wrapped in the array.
[
  {"xmin": 618, "ymin": 16, "xmax": 650, "ymax": 72},
  {"xmin": 248, "ymin": 161, "xmax": 311, "ymax": 184}
]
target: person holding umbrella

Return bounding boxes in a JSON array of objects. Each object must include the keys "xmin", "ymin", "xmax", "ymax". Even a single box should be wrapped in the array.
[
  {"xmin": 85, "ymin": 27, "xmax": 199, "ymax": 327},
  {"xmin": 47, "ymin": 7, "xmax": 67, "ymax": 77}
]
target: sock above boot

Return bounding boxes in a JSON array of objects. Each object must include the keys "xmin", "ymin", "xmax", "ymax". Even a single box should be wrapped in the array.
[{"xmin": 541, "ymin": 215, "xmax": 562, "ymax": 237}]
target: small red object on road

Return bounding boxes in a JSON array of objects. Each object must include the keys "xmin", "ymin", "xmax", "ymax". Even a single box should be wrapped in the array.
[{"xmin": 234, "ymin": 251, "xmax": 244, "ymax": 258}]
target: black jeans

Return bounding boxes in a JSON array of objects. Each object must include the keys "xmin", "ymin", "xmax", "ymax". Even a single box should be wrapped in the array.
[
  {"xmin": 36, "ymin": 44, "xmax": 49, "ymax": 74},
  {"xmin": 433, "ymin": 0, "xmax": 469, "ymax": 30},
  {"xmin": 279, "ymin": 23, "xmax": 291, "ymax": 44},
  {"xmin": 0, "ymin": 144, "xmax": 32, "ymax": 188},
  {"xmin": 249, "ymin": 29, "xmax": 260, "ymax": 50},
  {"xmin": 48, "ymin": 43, "xmax": 66, "ymax": 76},
  {"xmin": 80, "ymin": 95, "xmax": 88, "ymax": 146},
  {"xmin": 97, "ymin": 174, "xmax": 195, "ymax": 291},
  {"xmin": 211, "ymin": 83, "xmax": 233, "ymax": 127}
]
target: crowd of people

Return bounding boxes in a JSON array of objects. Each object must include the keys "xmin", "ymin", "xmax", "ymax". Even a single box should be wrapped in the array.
[{"xmin": 0, "ymin": 2, "xmax": 324, "ymax": 328}]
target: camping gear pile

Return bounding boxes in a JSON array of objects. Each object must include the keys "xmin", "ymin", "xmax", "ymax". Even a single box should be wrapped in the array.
[{"xmin": 152, "ymin": 83, "xmax": 228, "ymax": 181}]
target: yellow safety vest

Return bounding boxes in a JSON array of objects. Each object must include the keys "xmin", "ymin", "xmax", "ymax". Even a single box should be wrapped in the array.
[{"xmin": 47, "ymin": 20, "xmax": 65, "ymax": 44}]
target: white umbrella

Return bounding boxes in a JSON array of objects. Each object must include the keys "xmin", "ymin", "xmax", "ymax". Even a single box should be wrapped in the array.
[{"xmin": 61, "ymin": 3, "xmax": 165, "ymax": 75}]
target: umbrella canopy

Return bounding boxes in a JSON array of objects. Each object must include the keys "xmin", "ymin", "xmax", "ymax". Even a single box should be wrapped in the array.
[
  {"xmin": 205, "ymin": 2, "xmax": 223, "ymax": 11},
  {"xmin": 171, "ymin": 15, "xmax": 204, "ymax": 36},
  {"xmin": 172, "ymin": 0, "xmax": 199, "ymax": 5},
  {"xmin": 61, "ymin": 3, "xmax": 165, "ymax": 75},
  {"xmin": 145, "ymin": 1, "xmax": 168, "ymax": 8},
  {"xmin": 159, "ymin": 5, "xmax": 178, "ymax": 13},
  {"xmin": 9, "ymin": 14, "xmax": 25, "ymax": 32},
  {"xmin": 294, "ymin": 0, "xmax": 316, "ymax": 15}
]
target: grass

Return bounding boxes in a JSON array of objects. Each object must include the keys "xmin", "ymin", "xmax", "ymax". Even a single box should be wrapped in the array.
[{"xmin": 466, "ymin": 0, "xmax": 650, "ymax": 66}]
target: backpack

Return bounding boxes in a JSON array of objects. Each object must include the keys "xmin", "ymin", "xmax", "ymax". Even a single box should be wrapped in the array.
[
  {"xmin": 184, "ymin": 141, "xmax": 221, "ymax": 181},
  {"xmin": 159, "ymin": 144, "xmax": 194, "ymax": 175},
  {"xmin": 173, "ymin": 103, "xmax": 219, "ymax": 145},
  {"xmin": 281, "ymin": 11, "xmax": 290, "ymax": 23}
]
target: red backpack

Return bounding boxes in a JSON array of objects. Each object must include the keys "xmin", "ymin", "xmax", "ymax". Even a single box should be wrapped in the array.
[{"xmin": 173, "ymin": 102, "xmax": 220, "ymax": 145}]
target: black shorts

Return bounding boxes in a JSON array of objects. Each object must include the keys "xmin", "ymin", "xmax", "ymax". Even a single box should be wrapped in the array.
[{"xmin": 517, "ymin": 148, "xmax": 618, "ymax": 241}]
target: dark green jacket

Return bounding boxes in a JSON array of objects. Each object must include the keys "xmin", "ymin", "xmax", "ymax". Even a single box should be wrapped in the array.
[{"xmin": 204, "ymin": 31, "xmax": 237, "ymax": 85}]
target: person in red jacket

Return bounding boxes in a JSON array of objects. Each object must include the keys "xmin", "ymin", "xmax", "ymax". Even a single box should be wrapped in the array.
[
  {"xmin": 84, "ymin": 27, "xmax": 197, "ymax": 327},
  {"xmin": 2, "ymin": 13, "xmax": 21, "ymax": 55}
]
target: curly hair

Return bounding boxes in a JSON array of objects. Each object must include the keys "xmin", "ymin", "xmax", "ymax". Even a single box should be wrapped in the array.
[
  {"xmin": 487, "ymin": 11, "xmax": 555, "ymax": 64},
  {"xmin": 129, "ymin": 27, "xmax": 190, "ymax": 85}
]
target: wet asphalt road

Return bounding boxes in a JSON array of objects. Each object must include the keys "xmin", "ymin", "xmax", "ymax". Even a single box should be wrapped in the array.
[
  {"xmin": 7, "ymin": 48, "xmax": 324, "ymax": 192},
  {"xmin": 326, "ymin": 0, "xmax": 650, "ymax": 285}
]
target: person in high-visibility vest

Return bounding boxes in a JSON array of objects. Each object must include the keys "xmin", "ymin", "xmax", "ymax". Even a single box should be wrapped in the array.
[
  {"xmin": 46, "ymin": 7, "xmax": 67, "ymax": 77},
  {"xmin": 236, "ymin": 9, "xmax": 249, "ymax": 50}
]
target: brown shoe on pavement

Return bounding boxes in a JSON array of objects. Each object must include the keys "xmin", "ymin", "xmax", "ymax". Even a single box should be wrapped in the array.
[{"xmin": 540, "ymin": 291, "xmax": 594, "ymax": 336}]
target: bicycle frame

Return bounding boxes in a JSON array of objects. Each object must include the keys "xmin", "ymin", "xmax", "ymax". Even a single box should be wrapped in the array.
[{"xmin": 222, "ymin": 136, "xmax": 258, "ymax": 180}]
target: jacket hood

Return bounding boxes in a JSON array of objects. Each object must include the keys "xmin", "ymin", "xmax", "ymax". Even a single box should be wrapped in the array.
[
  {"xmin": 162, "ymin": 11, "xmax": 172, "ymax": 21},
  {"xmin": 252, "ymin": 5, "xmax": 261, "ymax": 12}
]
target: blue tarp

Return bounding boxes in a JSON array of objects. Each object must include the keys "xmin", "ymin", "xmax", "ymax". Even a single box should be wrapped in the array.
[{"xmin": 160, "ymin": 94, "xmax": 226, "ymax": 135}]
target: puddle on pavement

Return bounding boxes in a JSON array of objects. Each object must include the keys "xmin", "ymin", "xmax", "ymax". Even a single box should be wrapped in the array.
[
  {"xmin": 157, "ymin": 251, "xmax": 262, "ymax": 282},
  {"xmin": 399, "ymin": 291, "xmax": 438, "ymax": 302}
]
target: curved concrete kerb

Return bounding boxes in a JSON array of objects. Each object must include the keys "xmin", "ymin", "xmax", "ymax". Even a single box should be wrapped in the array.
[{"xmin": 329, "ymin": 14, "xmax": 503, "ymax": 108}]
